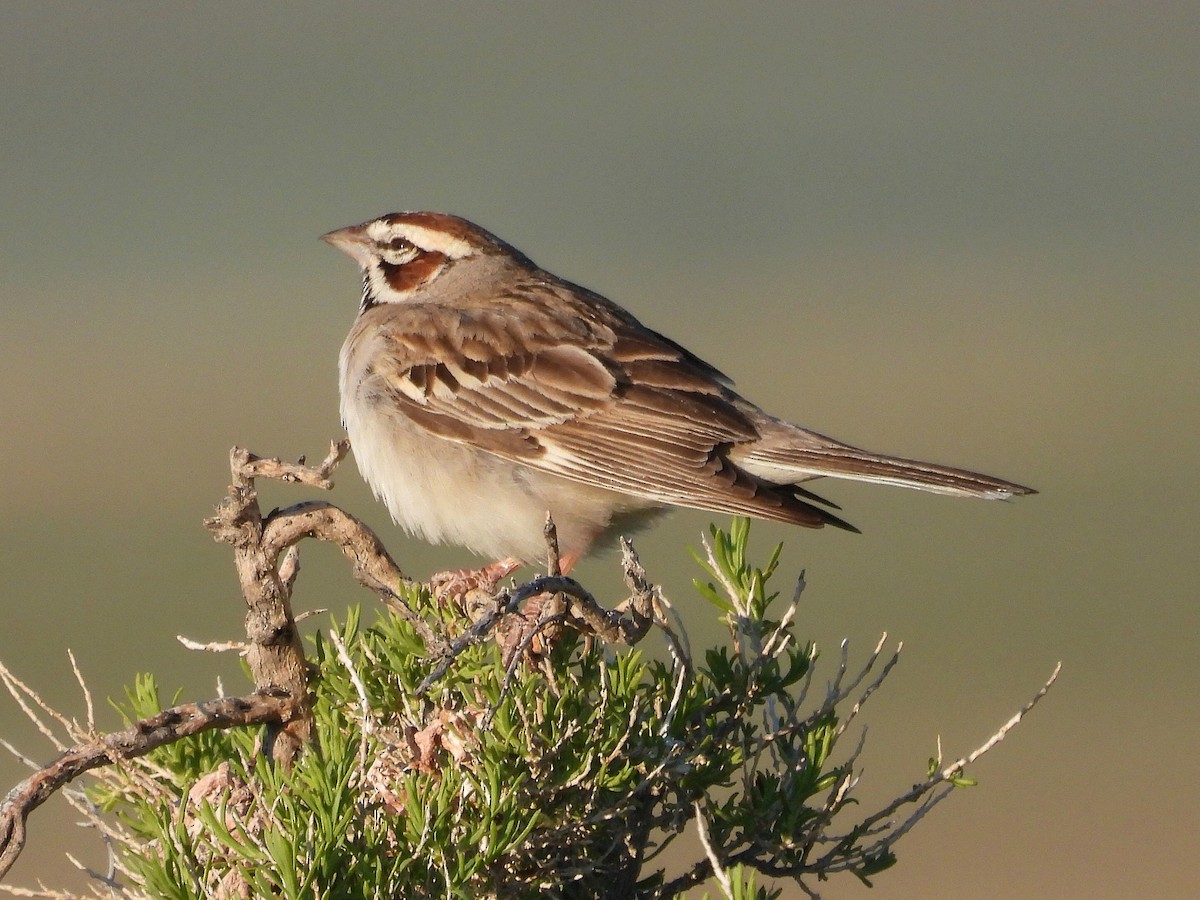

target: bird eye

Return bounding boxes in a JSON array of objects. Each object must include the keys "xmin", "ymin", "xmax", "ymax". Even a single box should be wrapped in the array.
[{"xmin": 386, "ymin": 236, "xmax": 414, "ymax": 251}]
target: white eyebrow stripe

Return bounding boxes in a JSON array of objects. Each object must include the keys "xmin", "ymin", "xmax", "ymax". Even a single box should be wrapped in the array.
[{"xmin": 397, "ymin": 224, "xmax": 476, "ymax": 259}]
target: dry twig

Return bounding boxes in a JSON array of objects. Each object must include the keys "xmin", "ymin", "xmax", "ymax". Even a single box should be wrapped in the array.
[
  {"xmin": 0, "ymin": 441, "xmax": 415, "ymax": 880},
  {"xmin": 0, "ymin": 692, "xmax": 296, "ymax": 879}
]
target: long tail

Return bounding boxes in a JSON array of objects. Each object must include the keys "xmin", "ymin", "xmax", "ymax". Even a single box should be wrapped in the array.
[{"xmin": 733, "ymin": 431, "xmax": 1037, "ymax": 500}]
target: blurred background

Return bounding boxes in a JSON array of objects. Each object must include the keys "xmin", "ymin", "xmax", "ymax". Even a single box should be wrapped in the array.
[{"xmin": 2, "ymin": 3, "xmax": 1196, "ymax": 896}]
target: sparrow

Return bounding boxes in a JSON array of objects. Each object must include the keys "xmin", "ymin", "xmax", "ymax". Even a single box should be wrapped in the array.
[{"xmin": 324, "ymin": 212, "xmax": 1035, "ymax": 575}]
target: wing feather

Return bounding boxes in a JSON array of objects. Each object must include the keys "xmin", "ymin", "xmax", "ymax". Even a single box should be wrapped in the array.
[{"xmin": 352, "ymin": 298, "xmax": 854, "ymax": 530}]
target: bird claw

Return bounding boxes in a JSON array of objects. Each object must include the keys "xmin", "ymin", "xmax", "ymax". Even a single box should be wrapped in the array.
[
  {"xmin": 428, "ymin": 558, "xmax": 524, "ymax": 601},
  {"xmin": 498, "ymin": 591, "xmax": 566, "ymax": 666}
]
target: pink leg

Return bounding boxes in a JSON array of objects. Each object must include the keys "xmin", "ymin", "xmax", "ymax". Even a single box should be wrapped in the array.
[
  {"xmin": 557, "ymin": 551, "xmax": 581, "ymax": 576},
  {"xmin": 429, "ymin": 557, "xmax": 524, "ymax": 599}
]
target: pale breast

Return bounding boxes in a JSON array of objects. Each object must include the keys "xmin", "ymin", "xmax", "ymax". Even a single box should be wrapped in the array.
[{"xmin": 339, "ymin": 324, "xmax": 661, "ymax": 562}]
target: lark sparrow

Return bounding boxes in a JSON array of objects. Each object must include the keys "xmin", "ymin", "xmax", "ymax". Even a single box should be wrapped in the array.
[{"xmin": 325, "ymin": 212, "xmax": 1034, "ymax": 574}]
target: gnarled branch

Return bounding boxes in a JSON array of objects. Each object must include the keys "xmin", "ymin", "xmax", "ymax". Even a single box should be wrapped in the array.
[
  {"xmin": 0, "ymin": 691, "xmax": 296, "ymax": 879},
  {"xmin": 204, "ymin": 442, "xmax": 358, "ymax": 765}
]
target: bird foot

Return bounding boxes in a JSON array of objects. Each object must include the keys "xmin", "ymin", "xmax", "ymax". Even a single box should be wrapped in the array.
[
  {"xmin": 498, "ymin": 590, "xmax": 567, "ymax": 666},
  {"xmin": 428, "ymin": 558, "xmax": 524, "ymax": 601}
]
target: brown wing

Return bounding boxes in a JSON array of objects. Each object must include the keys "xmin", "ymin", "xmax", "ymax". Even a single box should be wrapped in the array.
[{"xmin": 356, "ymin": 294, "xmax": 855, "ymax": 530}]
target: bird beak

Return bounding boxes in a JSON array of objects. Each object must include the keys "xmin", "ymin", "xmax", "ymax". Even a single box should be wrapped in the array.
[{"xmin": 320, "ymin": 224, "xmax": 374, "ymax": 267}]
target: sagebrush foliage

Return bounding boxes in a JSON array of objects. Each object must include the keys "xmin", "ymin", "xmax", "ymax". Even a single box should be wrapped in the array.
[{"xmin": 86, "ymin": 521, "xmax": 974, "ymax": 898}]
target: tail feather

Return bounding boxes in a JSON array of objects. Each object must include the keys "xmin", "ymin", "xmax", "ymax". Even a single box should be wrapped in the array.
[{"xmin": 735, "ymin": 441, "xmax": 1036, "ymax": 500}]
